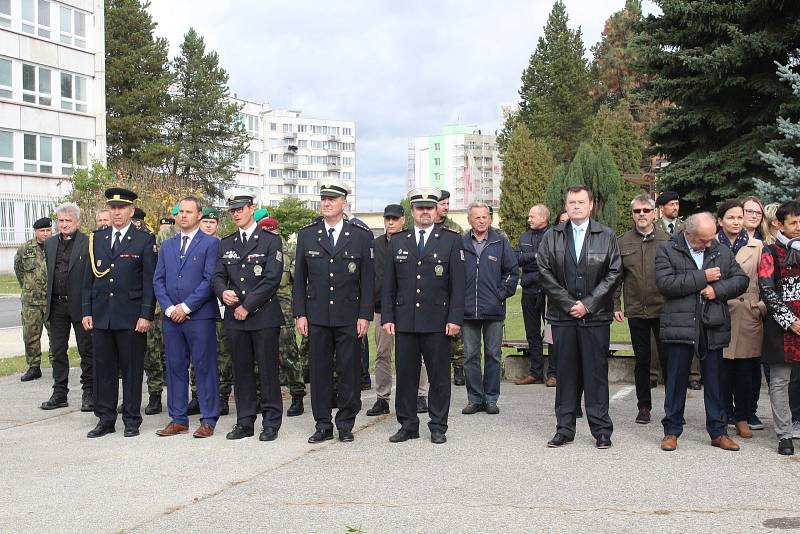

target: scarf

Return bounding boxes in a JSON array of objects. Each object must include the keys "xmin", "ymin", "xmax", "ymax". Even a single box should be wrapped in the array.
[
  {"xmin": 776, "ymin": 231, "xmax": 800, "ymax": 267},
  {"xmin": 717, "ymin": 228, "xmax": 749, "ymax": 256}
]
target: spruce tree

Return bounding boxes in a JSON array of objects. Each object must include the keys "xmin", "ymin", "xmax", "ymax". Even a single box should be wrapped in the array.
[
  {"xmin": 105, "ymin": 0, "xmax": 172, "ymax": 166},
  {"xmin": 755, "ymin": 57, "xmax": 800, "ymax": 203},
  {"xmin": 590, "ymin": 104, "xmax": 642, "ymax": 174},
  {"xmin": 636, "ymin": 0, "xmax": 800, "ymax": 210},
  {"xmin": 512, "ymin": 0, "xmax": 592, "ymax": 164},
  {"xmin": 163, "ymin": 28, "xmax": 249, "ymax": 198},
  {"xmin": 545, "ymin": 164, "xmax": 569, "ymax": 218},
  {"xmin": 562, "ymin": 142, "xmax": 620, "ymax": 228},
  {"xmin": 498, "ymin": 123, "xmax": 555, "ymax": 244}
]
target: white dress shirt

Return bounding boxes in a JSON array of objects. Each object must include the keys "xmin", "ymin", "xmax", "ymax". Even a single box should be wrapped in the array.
[
  {"xmin": 325, "ymin": 219, "xmax": 344, "ymax": 247},
  {"xmin": 111, "ymin": 222, "xmax": 132, "ymax": 244},
  {"xmin": 240, "ymin": 222, "xmax": 258, "ymax": 243},
  {"xmin": 414, "ymin": 225, "xmax": 433, "ymax": 250},
  {"xmin": 165, "ymin": 227, "xmax": 202, "ymax": 317}
]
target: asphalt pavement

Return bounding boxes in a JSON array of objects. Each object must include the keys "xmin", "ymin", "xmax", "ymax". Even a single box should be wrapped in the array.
[
  {"xmin": 0, "ymin": 295, "xmax": 21, "ymax": 328},
  {"xmin": 1, "ymin": 370, "xmax": 799, "ymax": 534}
]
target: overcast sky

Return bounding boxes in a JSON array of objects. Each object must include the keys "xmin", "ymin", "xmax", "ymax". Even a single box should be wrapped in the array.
[{"xmin": 147, "ymin": 0, "xmax": 658, "ymax": 212}]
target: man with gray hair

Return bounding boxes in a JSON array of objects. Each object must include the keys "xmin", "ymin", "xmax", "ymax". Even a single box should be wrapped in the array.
[
  {"xmin": 41, "ymin": 203, "xmax": 94, "ymax": 411},
  {"xmin": 515, "ymin": 204, "xmax": 553, "ymax": 386},
  {"xmin": 613, "ymin": 194, "xmax": 669, "ymax": 424},
  {"xmin": 656, "ymin": 212, "xmax": 748, "ymax": 452}
]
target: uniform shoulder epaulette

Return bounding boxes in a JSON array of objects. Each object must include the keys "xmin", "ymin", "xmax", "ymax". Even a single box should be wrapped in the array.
[
  {"xmin": 259, "ymin": 227, "xmax": 279, "ymax": 236},
  {"xmin": 93, "ymin": 226, "xmax": 108, "ymax": 233},
  {"xmin": 221, "ymin": 231, "xmax": 238, "ymax": 240},
  {"xmin": 298, "ymin": 220, "xmax": 319, "ymax": 232},
  {"xmin": 440, "ymin": 225, "xmax": 459, "ymax": 235},
  {"xmin": 349, "ymin": 220, "xmax": 371, "ymax": 232}
]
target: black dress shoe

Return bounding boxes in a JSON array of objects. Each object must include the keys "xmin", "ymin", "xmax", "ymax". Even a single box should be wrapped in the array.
[
  {"xmin": 144, "ymin": 394, "xmax": 162, "ymax": 415},
  {"xmin": 416, "ymin": 396, "xmax": 428, "ymax": 413},
  {"xmin": 21, "ymin": 366, "xmax": 42, "ymax": 382},
  {"xmin": 87, "ymin": 423, "xmax": 115, "ymax": 438},
  {"xmin": 123, "ymin": 426, "xmax": 140, "ymax": 437},
  {"xmin": 81, "ymin": 390, "xmax": 94, "ymax": 412},
  {"xmin": 40, "ymin": 395, "xmax": 68, "ymax": 410},
  {"xmin": 389, "ymin": 429, "xmax": 420, "ymax": 443},
  {"xmin": 596, "ymin": 434, "xmax": 612, "ymax": 449},
  {"xmin": 688, "ymin": 380, "xmax": 702, "ymax": 390},
  {"xmin": 339, "ymin": 429, "xmax": 354, "ymax": 442},
  {"xmin": 186, "ymin": 396, "xmax": 200, "ymax": 416},
  {"xmin": 367, "ymin": 398, "xmax": 390, "ymax": 416},
  {"xmin": 453, "ymin": 367, "xmax": 465, "ymax": 386},
  {"xmin": 259, "ymin": 427, "xmax": 279, "ymax": 442},
  {"xmin": 226, "ymin": 424, "xmax": 254, "ymax": 440},
  {"xmin": 219, "ymin": 396, "xmax": 230, "ymax": 416},
  {"xmin": 287, "ymin": 397, "xmax": 304, "ymax": 417},
  {"xmin": 547, "ymin": 433, "xmax": 573, "ymax": 448},
  {"xmin": 778, "ymin": 438, "xmax": 795, "ymax": 456},
  {"xmin": 430, "ymin": 431, "xmax": 447, "ymax": 444},
  {"xmin": 308, "ymin": 429, "xmax": 334, "ymax": 443}
]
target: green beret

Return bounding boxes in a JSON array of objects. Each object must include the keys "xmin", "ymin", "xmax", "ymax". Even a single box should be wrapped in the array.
[
  {"xmin": 170, "ymin": 203, "xmax": 180, "ymax": 216},
  {"xmin": 201, "ymin": 207, "xmax": 219, "ymax": 221},
  {"xmin": 254, "ymin": 208, "xmax": 269, "ymax": 222}
]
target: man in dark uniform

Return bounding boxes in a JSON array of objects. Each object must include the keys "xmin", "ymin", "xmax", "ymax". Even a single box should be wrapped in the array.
[
  {"xmin": 293, "ymin": 182, "xmax": 374, "ymax": 444},
  {"xmin": 82, "ymin": 188, "xmax": 156, "ymax": 438},
  {"xmin": 382, "ymin": 187, "xmax": 465, "ymax": 444},
  {"xmin": 212, "ymin": 193, "xmax": 284, "ymax": 442}
]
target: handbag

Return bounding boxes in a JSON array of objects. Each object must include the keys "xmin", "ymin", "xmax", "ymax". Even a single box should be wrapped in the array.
[{"xmin": 701, "ymin": 298, "xmax": 728, "ymax": 327}]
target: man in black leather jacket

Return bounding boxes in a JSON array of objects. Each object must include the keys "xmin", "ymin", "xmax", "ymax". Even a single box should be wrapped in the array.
[{"xmin": 537, "ymin": 186, "xmax": 621, "ymax": 449}]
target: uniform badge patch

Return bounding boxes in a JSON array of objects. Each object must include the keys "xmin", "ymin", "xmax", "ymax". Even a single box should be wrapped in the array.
[
  {"xmin": 96, "ymin": 259, "xmax": 102, "ymax": 267},
  {"xmin": 254, "ymin": 264, "xmax": 263, "ymax": 276},
  {"xmin": 276, "ymin": 250, "xmax": 283, "ymax": 262},
  {"xmin": 435, "ymin": 264, "xmax": 444, "ymax": 276},
  {"xmin": 348, "ymin": 262, "xmax": 357, "ymax": 273},
  {"xmin": 460, "ymin": 250, "xmax": 465, "ymax": 261}
]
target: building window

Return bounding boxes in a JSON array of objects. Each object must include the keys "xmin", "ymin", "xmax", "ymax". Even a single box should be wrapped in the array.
[
  {"xmin": 23, "ymin": 133, "xmax": 53, "ymax": 174},
  {"xmin": 297, "ymin": 124, "xmax": 306, "ymax": 133},
  {"xmin": 434, "ymin": 158, "xmax": 441, "ymax": 166},
  {"xmin": 269, "ymin": 122, "xmax": 277, "ymax": 131},
  {"xmin": 60, "ymin": 72, "xmax": 87, "ymax": 112},
  {"xmin": 0, "ymin": 130, "xmax": 13, "ymax": 170},
  {"xmin": 0, "ymin": 0, "xmax": 10, "ymax": 28},
  {"xmin": 434, "ymin": 143, "xmax": 441, "ymax": 151},
  {"xmin": 22, "ymin": 0, "xmax": 51, "ymax": 39},
  {"xmin": 0, "ymin": 58, "xmax": 11, "ymax": 98},
  {"xmin": 61, "ymin": 138, "xmax": 87, "ymax": 175},
  {"xmin": 342, "ymin": 157, "xmax": 353, "ymax": 167},
  {"xmin": 59, "ymin": 5, "xmax": 87, "ymax": 48},
  {"xmin": 22, "ymin": 64, "xmax": 51, "ymax": 106},
  {"xmin": 342, "ymin": 172, "xmax": 352, "ymax": 180},
  {"xmin": 283, "ymin": 123, "xmax": 292, "ymax": 133},
  {"xmin": 342, "ymin": 127, "xmax": 352, "ymax": 136}
]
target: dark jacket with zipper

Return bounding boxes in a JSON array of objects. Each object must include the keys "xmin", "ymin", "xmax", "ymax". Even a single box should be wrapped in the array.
[
  {"xmin": 463, "ymin": 227, "xmax": 519, "ymax": 321},
  {"xmin": 537, "ymin": 219, "xmax": 621, "ymax": 325},
  {"xmin": 515, "ymin": 226, "xmax": 548, "ymax": 291},
  {"xmin": 655, "ymin": 230, "xmax": 748, "ymax": 350},
  {"xmin": 613, "ymin": 226, "xmax": 670, "ymax": 319}
]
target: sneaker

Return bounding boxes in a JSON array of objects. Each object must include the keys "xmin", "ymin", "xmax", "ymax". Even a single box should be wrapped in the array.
[
  {"xmin": 747, "ymin": 414, "xmax": 764, "ymax": 430},
  {"xmin": 635, "ymin": 407, "xmax": 651, "ymax": 424},
  {"xmin": 792, "ymin": 420, "xmax": 800, "ymax": 440}
]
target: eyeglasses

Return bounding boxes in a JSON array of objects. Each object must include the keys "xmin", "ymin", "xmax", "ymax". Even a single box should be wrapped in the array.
[
  {"xmin": 744, "ymin": 209, "xmax": 762, "ymax": 217},
  {"xmin": 632, "ymin": 208, "xmax": 653, "ymax": 214}
]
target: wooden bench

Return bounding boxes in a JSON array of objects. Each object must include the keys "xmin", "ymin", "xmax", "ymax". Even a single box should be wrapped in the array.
[{"xmin": 502, "ymin": 340, "xmax": 634, "ymax": 357}]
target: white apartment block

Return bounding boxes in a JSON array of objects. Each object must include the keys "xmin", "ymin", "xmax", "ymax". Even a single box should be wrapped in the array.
[
  {"xmin": 0, "ymin": 0, "xmax": 105, "ymax": 271},
  {"xmin": 231, "ymin": 101, "xmax": 356, "ymax": 212},
  {"xmin": 407, "ymin": 124, "xmax": 502, "ymax": 210}
]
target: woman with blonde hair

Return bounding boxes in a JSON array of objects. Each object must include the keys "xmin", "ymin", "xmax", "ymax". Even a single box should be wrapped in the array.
[{"xmin": 742, "ymin": 196, "xmax": 773, "ymax": 244}]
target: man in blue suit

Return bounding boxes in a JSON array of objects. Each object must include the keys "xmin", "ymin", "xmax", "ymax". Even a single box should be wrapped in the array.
[{"xmin": 153, "ymin": 197, "xmax": 221, "ymax": 438}]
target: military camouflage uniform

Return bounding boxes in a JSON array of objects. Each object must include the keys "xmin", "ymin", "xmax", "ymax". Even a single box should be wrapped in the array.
[
  {"xmin": 278, "ymin": 240, "xmax": 305, "ymax": 398},
  {"xmin": 441, "ymin": 216, "xmax": 465, "ymax": 371},
  {"xmin": 191, "ymin": 315, "xmax": 233, "ymax": 398},
  {"xmin": 144, "ymin": 227, "xmax": 172, "ymax": 395},
  {"xmin": 14, "ymin": 238, "xmax": 48, "ymax": 367}
]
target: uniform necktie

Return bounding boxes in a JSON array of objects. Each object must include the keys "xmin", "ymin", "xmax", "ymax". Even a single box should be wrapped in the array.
[
  {"xmin": 328, "ymin": 228, "xmax": 335, "ymax": 249},
  {"xmin": 241, "ymin": 231, "xmax": 247, "ymax": 246},
  {"xmin": 418, "ymin": 229, "xmax": 425, "ymax": 255},
  {"xmin": 668, "ymin": 222, "xmax": 674, "ymax": 235},
  {"xmin": 180, "ymin": 235, "xmax": 188, "ymax": 257},
  {"xmin": 112, "ymin": 231, "xmax": 121, "ymax": 254}
]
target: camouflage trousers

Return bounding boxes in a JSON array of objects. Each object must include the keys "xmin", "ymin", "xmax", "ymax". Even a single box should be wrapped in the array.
[
  {"xmin": 21, "ymin": 303, "xmax": 47, "ymax": 367},
  {"xmin": 144, "ymin": 314, "xmax": 165, "ymax": 395},
  {"xmin": 279, "ymin": 298, "xmax": 306, "ymax": 399},
  {"xmin": 191, "ymin": 320, "xmax": 233, "ymax": 397},
  {"xmin": 451, "ymin": 330, "xmax": 464, "ymax": 369}
]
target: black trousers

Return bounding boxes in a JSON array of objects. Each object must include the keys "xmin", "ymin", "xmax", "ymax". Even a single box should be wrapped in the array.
[
  {"xmin": 227, "ymin": 328, "xmax": 282, "ymax": 430},
  {"xmin": 553, "ymin": 324, "xmax": 613, "ymax": 439},
  {"xmin": 93, "ymin": 328, "xmax": 146, "ymax": 428},
  {"xmin": 522, "ymin": 289, "xmax": 552, "ymax": 378},
  {"xmin": 628, "ymin": 317, "xmax": 666, "ymax": 411},
  {"xmin": 309, "ymin": 324, "xmax": 361, "ymax": 432},
  {"xmin": 48, "ymin": 298, "xmax": 93, "ymax": 395},
  {"xmin": 395, "ymin": 331, "xmax": 451, "ymax": 433},
  {"xmin": 723, "ymin": 358, "xmax": 757, "ymax": 422}
]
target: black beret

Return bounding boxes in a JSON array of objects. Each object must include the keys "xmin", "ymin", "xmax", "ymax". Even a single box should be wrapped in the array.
[
  {"xmin": 132, "ymin": 208, "xmax": 146, "ymax": 220},
  {"xmin": 655, "ymin": 191, "xmax": 680, "ymax": 206},
  {"xmin": 383, "ymin": 204, "xmax": 404, "ymax": 218},
  {"xmin": 438, "ymin": 190, "xmax": 451, "ymax": 201},
  {"xmin": 105, "ymin": 187, "xmax": 137, "ymax": 206},
  {"xmin": 159, "ymin": 217, "xmax": 175, "ymax": 225},
  {"xmin": 32, "ymin": 217, "xmax": 51, "ymax": 229}
]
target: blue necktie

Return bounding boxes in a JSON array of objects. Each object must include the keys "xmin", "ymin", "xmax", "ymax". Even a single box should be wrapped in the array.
[
  {"xmin": 328, "ymin": 228, "xmax": 335, "ymax": 249},
  {"xmin": 180, "ymin": 236, "xmax": 188, "ymax": 258},
  {"xmin": 418, "ymin": 230, "xmax": 425, "ymax": 255}
]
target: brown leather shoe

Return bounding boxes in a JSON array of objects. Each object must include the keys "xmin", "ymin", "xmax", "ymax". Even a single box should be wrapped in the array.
[
  {"xmin": 545, "ymin": 376, "xmax": 557, "ymax": 387},
  {"xmin": 513, "ymin": 375, "xmax": 543, "ymax": 385},
  {"xmin": 661, "ymin": 435, "xmax": 678, "ymax": 451},
  {"xmin": 734, "ymin": 421, "xmax": 753, "ymax": 439},
  {"xmin": 155, "ymin": 422, "xmax": 189, "ymax": 437},
  {"xmin": 711, "ymin": 435, "xmax": 740, "ymax": 451},
  {"xmin": 193, "ymin": 423, "xmax": 214, "ymax": 438}
]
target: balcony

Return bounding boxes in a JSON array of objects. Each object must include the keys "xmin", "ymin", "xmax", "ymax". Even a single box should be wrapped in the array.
[
  {"xmin": 327, "ymin": 163, "xmax": 340, "ymax": 171},
  {"xmin": 283, "ymin": 176, "xmax": 298, "ymax": 185},
  {"xmin": 327, "ymin": 148, "xmax": 340, "ymax": 156},
  {"xmin": 328, "ymin": 134, "xmax": 338, "ymax": 142},
  {"xmin": 284, "ymin": 161, "xmax": 297, "ymax": 170},
  {"xmin": 284, "ymin": 132, "xmax": 297, "ymax": 141}
]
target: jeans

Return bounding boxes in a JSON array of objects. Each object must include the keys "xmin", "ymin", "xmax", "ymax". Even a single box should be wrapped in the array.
[
  {"xmin": 662, "ymin": 344, "xmax": 726, "ymax": 439},
  {"xmin": 462, "ymin": 320, "xmax": 504, "ymax": 405}
]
